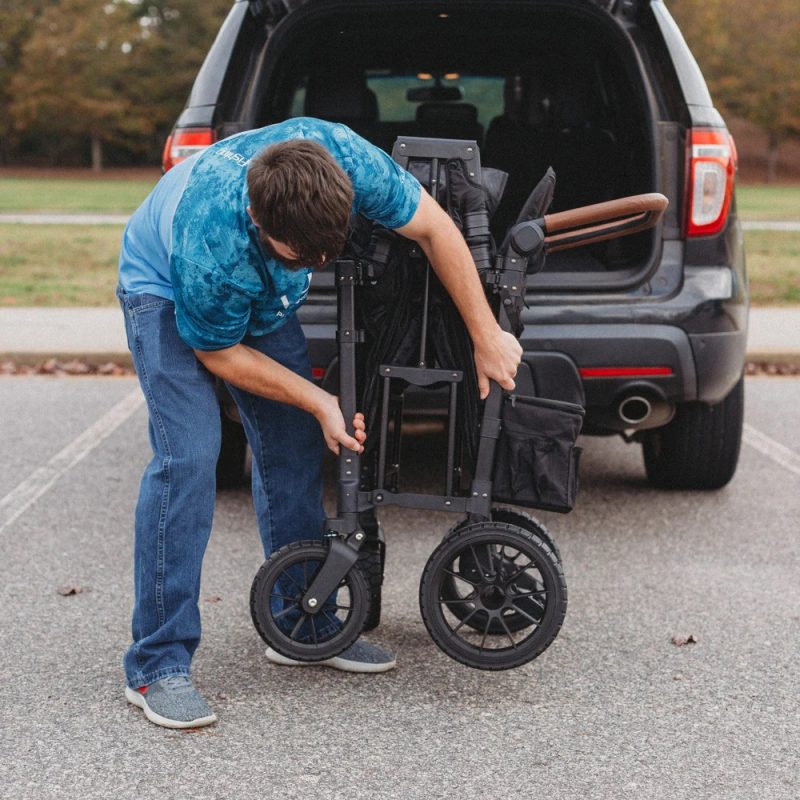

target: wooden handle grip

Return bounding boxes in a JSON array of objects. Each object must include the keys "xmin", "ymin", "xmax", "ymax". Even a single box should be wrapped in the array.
[{"xmin": 544, "ymin": 193, "xmax": 668, "ymax": 233}]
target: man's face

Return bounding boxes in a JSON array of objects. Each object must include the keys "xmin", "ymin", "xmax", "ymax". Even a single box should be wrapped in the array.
[
  {"xmin": 261, "ymin": 234, "xmax": 309, "ymax": 270},
  {"xmin": 248, "ymin": 206, "xmax": 329, "ymax": 270}
]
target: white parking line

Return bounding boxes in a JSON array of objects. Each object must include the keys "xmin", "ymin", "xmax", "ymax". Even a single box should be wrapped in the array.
[
  {"xmin": 0, "ymin": 389, "xmax": 144, "ymax": 533},
  {"xmin": 743, "ymin": 423, "xmax": 800, "ymax": 478}
]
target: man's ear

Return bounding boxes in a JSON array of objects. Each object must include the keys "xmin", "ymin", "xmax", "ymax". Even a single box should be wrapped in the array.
[{"xmin": 246, "ymin": 206, "xmax": 259, "ymax": 228}]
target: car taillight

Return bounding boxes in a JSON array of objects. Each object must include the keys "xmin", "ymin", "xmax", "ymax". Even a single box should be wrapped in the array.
[
  {"xmin": 685, "ymin": 128, "xmax": 736, "ymax": 237},
  {"xmin": 162, "ymin": 128, "xmax": 216, "ymax": 171}
]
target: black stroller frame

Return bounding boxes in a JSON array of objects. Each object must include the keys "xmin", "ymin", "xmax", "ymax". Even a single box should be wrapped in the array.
[{"xmin": 251, "ymin": 137, "xmax": 668, "ymax": 670}]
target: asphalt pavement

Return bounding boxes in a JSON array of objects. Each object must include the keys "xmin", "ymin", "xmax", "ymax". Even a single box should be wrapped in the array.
[{"xmin": 0, "ymin": 375, "xmax": 798, "ymax": 800}]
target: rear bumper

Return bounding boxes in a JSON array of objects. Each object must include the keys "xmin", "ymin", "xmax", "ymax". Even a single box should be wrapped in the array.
[{"xmin": 299, "ymin": 264, "xmax": 749, "ymax": 424}]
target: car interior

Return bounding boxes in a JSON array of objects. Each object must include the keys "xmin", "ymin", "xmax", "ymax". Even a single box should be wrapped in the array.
[{"xmin": 250, "ymin": 6, "xmax": 656, "ymax": 273}]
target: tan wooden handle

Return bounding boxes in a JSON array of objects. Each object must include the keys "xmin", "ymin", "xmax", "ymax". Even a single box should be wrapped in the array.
[{"xmin": 543, "ymin": 193, "xmax": 668, "ymax": 253}]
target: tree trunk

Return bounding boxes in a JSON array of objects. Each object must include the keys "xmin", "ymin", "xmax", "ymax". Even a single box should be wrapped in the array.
[
  {"xmin": 91, "ymin": 134, "xmax": 103, "ymax": 173},
  {"xmin": 766, "ymin": 130, "xmax": 779, "ymax": 184}
]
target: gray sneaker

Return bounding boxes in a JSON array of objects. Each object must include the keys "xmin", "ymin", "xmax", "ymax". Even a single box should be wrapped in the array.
[
  {"xmin": 125, "ymin": 675, "xmax": 217, "ymax": 729},
  {"xmin": 265, "ymin": 639, "xmax": 396, "ymax": 673}
]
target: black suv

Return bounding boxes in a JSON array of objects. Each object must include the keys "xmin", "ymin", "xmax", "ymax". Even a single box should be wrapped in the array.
[{"xmin": 163, "ymin": 0, "xmax": 747, "ymax": 490}]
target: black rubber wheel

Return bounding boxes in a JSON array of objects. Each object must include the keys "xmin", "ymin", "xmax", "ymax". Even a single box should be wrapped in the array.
[
  {"xmin": 449, "ymin": 507, "xmax": 561, "ymax": 562},
  {"xmin": 643, "ymin": 375, "xmax": 744, "ymax": 490},
  {"xmin": 442, "ymin": 509, "xmax": 559, "ymax": 635},
  {"xmin": 216, "ymin": 409, "xmax": 248, "ymax": 490},
  {"xmin": 358, "ymin": 512, "xmax": 385, "ymax": 632},
  {"xmin": 250, "ymin": 540, "xmax": 370, "ymax": 662},
  {"xmin": 358, "ymin": 538, "xmax": 384, "ymax": 632},
  {"xmin": 419, "ymin": 522, "xmax": 567, "ymax": 670}
]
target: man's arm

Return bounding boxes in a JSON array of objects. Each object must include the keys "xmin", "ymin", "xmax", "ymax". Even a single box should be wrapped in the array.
[
  {"xmin": 194, "ymin": 344, "xmax": 365, "ymax": 455},
  {"xmin": 395, "ymin": 190, "xmax": 522, "ymax": 399}
]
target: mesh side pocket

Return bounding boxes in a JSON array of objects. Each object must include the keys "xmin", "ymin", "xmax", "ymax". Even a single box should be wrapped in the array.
[{"xmin": 492, "ymin": 394, "xmax": 585, "ymax": 513}]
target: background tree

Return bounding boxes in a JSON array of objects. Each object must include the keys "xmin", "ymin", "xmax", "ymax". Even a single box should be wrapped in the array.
[
  {"xmin": 671, "ymin": 0, "xmax": 800, "ymax": 181},
  {"xmin": 124, "ymin": 0, "xmax": 232, "ymax": 161},
  {"xmin": 8, "ymin": 0, "xmax": 228, "ymax": 170},
  {"xmin": 11, "ymin": 0, "xmax": 148, "ymax": 170},
  {"xmin": 0, "ymin": 1, "xmax": 55, "ymax": 164}
]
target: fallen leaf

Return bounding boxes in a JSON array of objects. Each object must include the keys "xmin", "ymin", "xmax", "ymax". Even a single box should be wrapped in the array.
[
  {"xmin": 671, "ymin": 633, "xmax": 697, "ymax": 647},
  {"xmin": 57, "ymin": 585, "xmax": 90, "ymax": 596},
  {"xmin": 39, "ymin": 358, "xmax": 60, "ymax": 375},
  {"xmin": 62, "ymin": 359, "xmax": 91, "ymax": 375},
  {"xmin": 205, "ymin": 595, "xmax": 222, "ymax": 603}
]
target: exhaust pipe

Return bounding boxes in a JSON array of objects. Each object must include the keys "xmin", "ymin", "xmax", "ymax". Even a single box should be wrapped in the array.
[{"xmin": 617, "ymin": 395, "xmax": 653, "ymax": 426}]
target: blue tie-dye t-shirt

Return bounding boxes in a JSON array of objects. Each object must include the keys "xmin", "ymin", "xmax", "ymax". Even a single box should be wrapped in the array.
[{"xmin": 118, "ymin": 118, "xmax": 421, "ymax": 350}]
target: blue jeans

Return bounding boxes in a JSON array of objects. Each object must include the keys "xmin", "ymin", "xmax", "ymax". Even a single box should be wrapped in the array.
[{"xmin": 117, "ymin": 287, "xmax": 326, "ymax": 688}]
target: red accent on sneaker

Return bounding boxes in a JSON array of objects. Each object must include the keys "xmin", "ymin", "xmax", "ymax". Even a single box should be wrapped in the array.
[{"xmin": 137, "ymin": 686, "xmax": 148, "ymax": 694}]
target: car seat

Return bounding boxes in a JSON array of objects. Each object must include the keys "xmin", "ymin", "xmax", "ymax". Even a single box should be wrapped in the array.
[
  {"xmin": 415, "ymin": 102, "xmax": 484, "ymax": 147},
  {"xmin": 304, "ymin": 68, "xmax": 379, "ymax": 140}
]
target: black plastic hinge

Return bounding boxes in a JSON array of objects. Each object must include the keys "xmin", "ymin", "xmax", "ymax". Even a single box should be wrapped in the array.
[{"xmin": 336, "ymin": 329, "xmax": 365, "ymax": 344}]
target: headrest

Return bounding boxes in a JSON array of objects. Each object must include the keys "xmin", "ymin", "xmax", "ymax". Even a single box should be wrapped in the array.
[
  {"xmin": 305, "ymin": 71, "xmax": 378, "ymax": 123},
  {"xmin": 415, "ymin": 102, "xmax": 479, "ymax": 125}
]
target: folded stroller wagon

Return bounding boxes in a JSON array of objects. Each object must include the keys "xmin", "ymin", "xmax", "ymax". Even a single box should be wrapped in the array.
[{"xmin": 250, "ymin": 137, "xmax": 667, "ymax": 670}]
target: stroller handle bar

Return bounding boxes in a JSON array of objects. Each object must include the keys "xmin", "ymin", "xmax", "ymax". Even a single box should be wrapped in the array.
[{"xmin": 541, "ymin": 193, "xmax": 668, "ymax": 253}]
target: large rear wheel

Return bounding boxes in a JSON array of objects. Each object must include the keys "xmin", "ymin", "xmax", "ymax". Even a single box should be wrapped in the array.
[
  {"xmin": 419, "ymin": 522, "xmax": 566, "ymax": 670},
  {"xmin": 642, "ymin": 375, "xmax": 744, "ymax": 490}
]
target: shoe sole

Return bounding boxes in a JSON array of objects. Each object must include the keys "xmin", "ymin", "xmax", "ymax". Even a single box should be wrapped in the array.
[
  {"xmin": 265, "ymin": 647, "xmax": 396, "ymax": 673},
  {"xmin": 125, "ymin": 687, "xmax": 218, "ymax": 729}
]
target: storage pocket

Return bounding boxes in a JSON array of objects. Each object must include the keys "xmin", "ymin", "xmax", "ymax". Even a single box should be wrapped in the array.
[{"xmin": 492, "ymin": 394, "xmax": 585, "ymax": 513}]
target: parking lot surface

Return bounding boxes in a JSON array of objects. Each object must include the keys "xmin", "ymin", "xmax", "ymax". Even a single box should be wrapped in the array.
[{"xmin": 0, "ymin": 376, "xmax": 798, "ymax": 800}]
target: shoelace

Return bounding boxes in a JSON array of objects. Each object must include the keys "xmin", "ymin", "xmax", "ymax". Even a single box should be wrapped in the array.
[{"xmin": 158, "ymin": 674, "xmax": 194, "ymax": 693}]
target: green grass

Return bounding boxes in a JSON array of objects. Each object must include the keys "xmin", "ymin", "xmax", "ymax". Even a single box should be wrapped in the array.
[
  {"xmin": 744, "ymin": 230, "xmax": 800, "ymax": 306},
  {"xmin": 0, "ymin": 177, "xmax": 158, "ymax": 214},
  {"xmin": 0, "ymin": 224, "xmax": 797, "ymax": 308},
  {"xmin": 737, "ymin": 184, "xmax": 800, "ymax": 221},
  {"xmin": 0, "ymin": 173, "xmax": 798, "ymax": 221},
  {"xmin": 0, "ymin": 224, "xmax": 123, "ymax": 306}
]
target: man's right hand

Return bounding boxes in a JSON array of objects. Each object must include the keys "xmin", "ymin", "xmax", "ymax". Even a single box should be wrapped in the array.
[{"xmin": 194, "ymin": 343, "xmax": 365, "ymax": 455}]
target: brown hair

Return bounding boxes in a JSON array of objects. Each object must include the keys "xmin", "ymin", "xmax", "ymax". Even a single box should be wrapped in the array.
[{"xmin": 247, "ymin": 139, "xmax": 354, "ymax": 268}]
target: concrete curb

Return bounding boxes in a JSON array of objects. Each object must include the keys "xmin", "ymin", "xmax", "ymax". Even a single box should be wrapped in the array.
[
  {"xmin": 2, "ymin": 350, "xmax": 798, "ymax": 371},
  {"xmin": 0, "ymin": 351, "xmax": 133, "ymax": 368},
  {"xmin": 1, "ymin": 307, "xmax": 798, "ymax": 370}
]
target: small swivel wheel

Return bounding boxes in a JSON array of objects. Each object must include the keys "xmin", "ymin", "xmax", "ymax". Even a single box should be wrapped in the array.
[
  {"xmin": 250, "ymin": 540, "xmax": 370, "ymax": 662},
  {"xmin": 419, "ymin": 522, "xmax": 567, "ymax": 670}
]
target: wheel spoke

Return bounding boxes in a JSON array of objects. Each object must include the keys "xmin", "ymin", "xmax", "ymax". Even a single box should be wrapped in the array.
[
  {"xmin": 479, "ymin": 614, "xmax": 492, "ymax": 650},
  {"xmin": 269, "ymin": 593, "xmax": 299, "ymax": 603},
  {"xmin": 506, "ymin": 560, "xmax": 537, "ymax": 584},
  {"xmin": 469, "ymin": 545, "xmax": 487, "ymax": 576},
  {"xmin": 509, "ymin": 589, "xmax": 547, "ymax": 599},
  {"xmin": 283, "ymin": 570, "xmax": 306, "ymax": 595},
  {"xmin": 448, "ymin": 607, "xmax": 480, "ymax": 636},
  {"xmin": 443, "ymin": 567, "xmax": 478, "ymax": 586},
  {"xmin": 309, "ymin": 615, "xmax": 318, "ymax": 645},
  {"xmin": 289, "ymin": 613, "xmax": 308, "ymax": 640},
  {"xmin": 321, "ymin": 608, "xmax": 343, "ymax": 631},
  {"xmin": 498, "ymin": 614, "xmax": 517, "ymax": 649},
  {"xmin": 271, "ymin": 603, "xmax": 299, "ymax": 621},
  {"xmin": 440, "ymin": 596, "xmax": 477, "ymax": 606},
  {"xmin": 485, "ymin": 543, "xmax": 497, "ymax": 576},
  {"xmin": 333, "ymin": 603, "xmax": 352, "ymax": 611},
  {"xmin": 508, "ymin": 604, "xmax": 542, "ymax": 627}
]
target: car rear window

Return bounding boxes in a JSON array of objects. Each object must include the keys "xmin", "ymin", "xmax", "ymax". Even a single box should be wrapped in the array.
[{"xmin": 289, "ymin": 72, "xmax": 504, "ymax": 127}]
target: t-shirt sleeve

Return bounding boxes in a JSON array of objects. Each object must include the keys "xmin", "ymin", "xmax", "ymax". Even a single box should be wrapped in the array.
[
  {"xmin": 170, "ymin": 254, "xmax": 252, "ymax": 350},
  {"xmin": 343, "ymin": 127, "xmax": 422, "ymax": 229}
]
